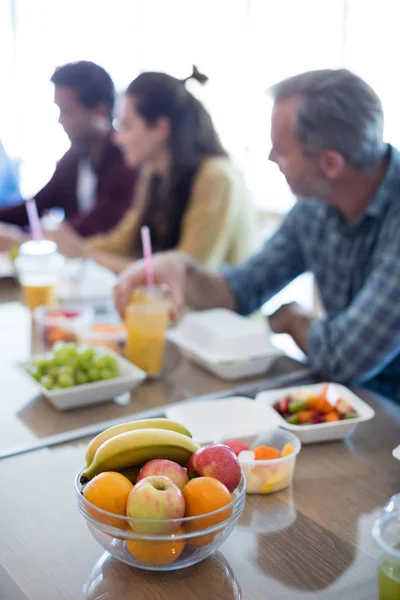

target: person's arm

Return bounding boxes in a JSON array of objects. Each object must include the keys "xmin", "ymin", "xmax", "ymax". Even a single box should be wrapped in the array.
[
  {"xmin": 114, "ymin": 204, "xmax": 306, "ymax": 318},
  {"xmin": 305, "ymin": 225, "xmax": 400, "ymax": 382},
  {"xmin": 222, "ymin": 203, "xmax": 307, "ymax": 315},
  {"xmin": 176, "ymin": 161, "xmax": 251, "ymax": 267}
]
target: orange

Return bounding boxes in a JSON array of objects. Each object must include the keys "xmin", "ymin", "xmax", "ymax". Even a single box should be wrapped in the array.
[
  {"xmin": 182, "ymin": 477, "xmax": 232, "ymax": 547},
  {"xmin": 83, "ymin": 471, "xmax": 133, "ymax": 531},
  {"xmin": 253, "ymin": 446, "xmax": 281, "ymax": 460},
  {"xmin": 126, "ymin": 526, "xmax": 186, "ymax": 565}
]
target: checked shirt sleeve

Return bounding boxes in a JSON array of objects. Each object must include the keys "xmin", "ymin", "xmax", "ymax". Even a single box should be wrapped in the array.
[
  {"xmin": 308, "ymin": 219, "xmax": 400, "ymax": 383},
  {"xmin": 222, "ymin": 204, "xmax": 307, "ymax": 315}
]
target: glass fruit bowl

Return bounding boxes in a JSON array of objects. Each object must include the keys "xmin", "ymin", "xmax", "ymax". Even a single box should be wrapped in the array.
[{"xmin": 75, "ymin": 468, "xmax": 246, "ymax": 571}]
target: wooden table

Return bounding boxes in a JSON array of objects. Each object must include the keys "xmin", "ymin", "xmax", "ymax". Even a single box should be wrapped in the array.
[
  {"xmin": 0, "ymin": 387, "xmax": 399, "ymax": 599},
  {"xmin": 1, "ymin": 278, "xmax": 400, "ymax": 599}
]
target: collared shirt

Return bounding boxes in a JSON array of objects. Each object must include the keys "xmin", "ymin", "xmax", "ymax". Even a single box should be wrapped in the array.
[
  {"xmin": 0, "ymin": 135, "xmax": 137, "ymax": 237},
  {"xmin": 223, "ymin": 145, "xmax": 400, "ymax": 402}
]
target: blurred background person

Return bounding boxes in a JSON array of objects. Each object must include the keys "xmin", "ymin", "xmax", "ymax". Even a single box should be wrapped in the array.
[
  {"xmin": 0, "ymin": 61, "xmax": 137, "ymax": 250},
  {"xmin": 47, "ymin": 66, "xmax": 258, "ymax": 273},
  {"xmin": 0, "ymin": 139, "xmax": 21, "ymax": 208}
]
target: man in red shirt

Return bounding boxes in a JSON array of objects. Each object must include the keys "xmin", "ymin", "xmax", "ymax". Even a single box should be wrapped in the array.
[{"xmin": 0, "ymin": 61, "xmax": 137, "ymax": 248}]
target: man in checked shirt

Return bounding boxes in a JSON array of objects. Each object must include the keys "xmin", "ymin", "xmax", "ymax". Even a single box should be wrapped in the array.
[{"xmin": 114, "ymin": 69, "xmax": 400, "ymax": 402}]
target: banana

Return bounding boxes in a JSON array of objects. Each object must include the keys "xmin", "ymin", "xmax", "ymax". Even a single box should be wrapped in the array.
[
  {"xmin": 81, "ymin": 428, "xmax": 200, "ymax": 483},
  {"xmin": 84, "ymin": 418, "xmax": 192, "ymax": 467}
]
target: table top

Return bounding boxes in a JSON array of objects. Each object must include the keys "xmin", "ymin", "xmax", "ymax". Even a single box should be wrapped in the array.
[
  {"xmin": 1, "ymin": 386, "xmax": 399, "ymax": 600},
  {"xmin": 1, "ymin": 277, "xmax": 400, "ymax": 599}
]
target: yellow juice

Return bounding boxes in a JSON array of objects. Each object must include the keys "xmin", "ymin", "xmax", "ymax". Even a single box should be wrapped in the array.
[
  {"xmin": 22, "ymin": 283, "xmax": 56, "ymax": 313},
  {"xmin": 125, "ymin": 291, "xmax": 169, "ymax": 376}
]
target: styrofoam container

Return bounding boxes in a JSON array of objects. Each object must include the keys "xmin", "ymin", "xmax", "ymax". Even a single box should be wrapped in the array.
[
  {"xmin": 255, "ymin": 382, "xmax": 375, "ymax": 444},
  {"xmin": 165, "ymin": 397, "xmax": 277, "ymax": 444},
  {"xmin": 168, "ymin": 309, "xmax": 276, "ymax": 361},
  {"xmin": 167, "ymin": 309, "xmax": 281, "ymax": 380},
  {"xmin": 19, "ymin": 346, "xmax": 146, "ymax": 411},
  {"xmin": 217, "ymin": 430, "xmax": 301, "ymax": 495}
]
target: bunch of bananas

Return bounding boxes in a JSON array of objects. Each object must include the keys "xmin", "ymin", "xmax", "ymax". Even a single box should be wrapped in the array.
[{"xmin": 81, "ymin": 418, "xmax": 200, "ymax": 483}]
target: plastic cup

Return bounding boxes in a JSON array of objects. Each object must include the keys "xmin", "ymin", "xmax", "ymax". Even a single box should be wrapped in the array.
[
  {"xmin": 124, "ymin": 286, "xmax": 170, "ymax": 376},
  {"xmin": 15, "ymin": 240, "xmax": 64, "ymax": 313},
  {"xmin": 372, "ymin": 510, "xmax": 400, "ymax": 600}
]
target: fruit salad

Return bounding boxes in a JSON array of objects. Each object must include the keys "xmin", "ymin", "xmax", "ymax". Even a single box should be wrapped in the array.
[
  {"xmin": 77, "ymin": 418, "xmax": 245, "ymax": 567},
  {"xmin": 223, "ymin": 433, "xmax": 300, "ymax": 495},
  {"xmin": 273, "ymin": 383, "xmax": 359, "ymax": 425},
  {"xmin": 33, "ymin": 306, "xmax": 94, "ymax": 349}
]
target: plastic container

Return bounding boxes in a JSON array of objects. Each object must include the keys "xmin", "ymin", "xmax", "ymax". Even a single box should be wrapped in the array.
[
  {"xmin": 75, "ymin": 470, "xmax": 246, "ymax": 571},
  {"xmin": 15, "ymin": 240, "xmax": 64, "ymax": 312},
  {"xmin": 79, "ymin": 323, "xmax": 127, "ymax": 354},
  {"xmin": 20, "ymin": 346, "xmax": 146, "ymax": 411},
  {"xmin": 255, "ymin": 382, "xmax": 375, "ymax": 444},
  {"xmin": 167, "ymin": 309, "xmax": 281, "ymax": 380},
  {"xmin": 165, "ymin": 397, "xmax": 274, "ymax": 445},
  {"xmin": 218, "ymin": 430, "xmax": 301, "ymax": 495},
  {"xmin": 33, "ymin": 305, "xmax": 94, "ymax": 349},
  {"xmin": 372, "ymin": 510, "xmax": 400, "ymax": 599}
]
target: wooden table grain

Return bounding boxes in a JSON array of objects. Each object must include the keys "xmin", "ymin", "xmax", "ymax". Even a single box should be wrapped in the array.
[{"xmin": 0, "ymin": 387, "xmax": 398, "ymax": 600}]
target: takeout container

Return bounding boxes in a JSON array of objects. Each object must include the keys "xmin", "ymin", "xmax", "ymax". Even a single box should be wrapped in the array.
[
  {"xmin": 255, "ymin": 382, "xmax": 375, "ymax": 444},
  {"xmin": 167, "ymin": 309, "xmax": 281, "ymax": 380},
  {"xmin": 33, "ymin": 305, "xmax": 94, "ymax": 349},
  {"xmin": 165, "ymin": 397, "xmax": 273, "ymax": 445},
  {"xmin": 218, "ymin": 430, "xmax": 301, "ymax": 495},
  {"xmin": 75, "ymin": 469, "xmax": 246, "ymax": 571},
  {"xmin": 19, "ymin": 346, "xmax": 146, "ymax": 411}
]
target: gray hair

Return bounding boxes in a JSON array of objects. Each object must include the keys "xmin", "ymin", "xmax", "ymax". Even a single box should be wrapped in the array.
[{"xmin": 269, "ymin": 69, "xmax": 386, "ymax": 169}]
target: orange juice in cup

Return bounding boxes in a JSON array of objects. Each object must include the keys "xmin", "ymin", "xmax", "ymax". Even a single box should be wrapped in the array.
[
  {"xmin": 125, "ymin": 286, "xmax": 170, "ymax": 376},
  {"xmin": 15, "ymin": 240, "xmax": 64, "ymax": 313},
  {"xmin": 22, "ymin": 284, "xmax": 57, "ymax": 312}
]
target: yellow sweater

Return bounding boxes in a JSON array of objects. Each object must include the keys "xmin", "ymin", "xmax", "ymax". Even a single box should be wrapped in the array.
[{"xmin": 87, "ymin": 157, "xmax": 258, "ymax": 267}]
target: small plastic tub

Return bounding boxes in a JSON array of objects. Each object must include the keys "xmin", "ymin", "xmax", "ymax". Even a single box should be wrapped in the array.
[
  {"xmin": 219, "ymin": 430, "xmax": 301, "ymax": 495},
  {"xmin": 33, "ymin": 305, "xmax": 94, "ymax": 349},
  {"xmin": 79, "ymin": 323, "xmax": 127, "ymax": 354}
]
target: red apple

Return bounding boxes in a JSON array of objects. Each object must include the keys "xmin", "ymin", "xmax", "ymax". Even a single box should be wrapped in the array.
[
  {"xmin": 187, "ymin": 444, "xmax": 241, "ymax": 492},
  {"xmin": 126, "ymin": 475, "xmax": 185, "ymax": 534},
  {"xmin": 223, "ymin": 439, "xmax": 250, "ymax": 457},
  {"xmin": 136, "ymin": 459, "xmax": 189, "ymax": 490}
]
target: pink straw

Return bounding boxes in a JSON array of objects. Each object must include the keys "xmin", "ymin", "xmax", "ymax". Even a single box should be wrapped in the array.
[
  {"xmin": 25, "ymin": 198, "xmax": 43, "ymax": 241},
  {"xmin": 141, "ymin": 226, "xmax": 154, "ymax": 289}
]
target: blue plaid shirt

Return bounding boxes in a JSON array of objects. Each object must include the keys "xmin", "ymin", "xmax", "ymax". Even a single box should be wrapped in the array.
[{"xmin": 224, "ymin": 145, "xmax": 400, "ymax": 402}]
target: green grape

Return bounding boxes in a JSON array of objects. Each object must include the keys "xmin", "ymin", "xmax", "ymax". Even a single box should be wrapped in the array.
[
  {"xmin": 57, "ymin": 365, "xmax": 75, "ymax": 377},
  {"xmin": 100, "ymin": 368, "xmax": 113, "ymax": 380},
  {"xmin": 87, "ymin": 368, "xmax": 100, "ymax": 382},
  {"xmin": 40, "ymin": 375, "xmax": 54, "ymax": 390},
  {"xmin": 32, "ymin": 358, "xmax": 49, "ymax": 371},
  {"xmin": 58, "ymin": 373, "xmax": 75, "ymax": 388},
  {"xmin": 27, "ymin": 365, "xmax": 42, "ymax": 381},
  {"xmin": 75, "ymin": 370, "xmax": 88, "ymax": 385},
  {"xmin": 78, "ymin": 346, "xmax": 96, "ymax": 364}
]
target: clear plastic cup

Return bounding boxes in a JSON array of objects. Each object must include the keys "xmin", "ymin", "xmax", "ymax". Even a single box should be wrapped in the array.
[
  {"xmin": 372, "ymin": 510, "xmax": 400, "ymax": 600},
  {"xmin": 15, "ymin": 240, "xmax": 64, "ymax": 313},
  {"xmin": 124, "ymin": 286, "xmax": 170, "ymax": 377}
]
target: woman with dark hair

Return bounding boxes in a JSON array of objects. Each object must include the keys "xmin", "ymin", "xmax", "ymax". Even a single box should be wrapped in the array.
[{"xmin": 48, "ymin": 66, "xmax": 257, "ymax": 273}]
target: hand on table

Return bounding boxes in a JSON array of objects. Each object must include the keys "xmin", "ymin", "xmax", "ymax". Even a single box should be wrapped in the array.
[
  {"xmin": 45, "ymin": 221, "xmax": 87, "ymax": 258},
  {"xmin": 268, "ymin": 302, "xmax": 315, "ymax": 354}
]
